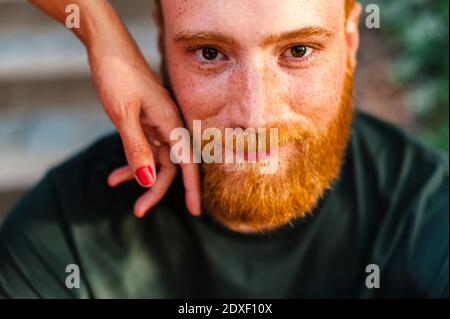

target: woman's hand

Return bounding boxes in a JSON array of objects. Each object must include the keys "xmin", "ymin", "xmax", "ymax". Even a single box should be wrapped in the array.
[
  {"xmin": 88, "ymin": 44, "xmax": 201, "ymax": 218},
  {"xmin": 29, "ymin": 0, "xmax": 201, "ymax": 217}
]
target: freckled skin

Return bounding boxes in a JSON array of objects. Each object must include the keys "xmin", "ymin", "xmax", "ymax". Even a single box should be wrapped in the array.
[
  {"xmin": 161, "ymin": 0, "xmax": 358, "ymax": 134},
  {"xmin": 157, "ymin": 0, "xmax": 361, "ymax": 231}
]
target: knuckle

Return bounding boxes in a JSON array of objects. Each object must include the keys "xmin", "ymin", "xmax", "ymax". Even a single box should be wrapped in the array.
[
  {"xmin": 111, "ymin": 102, "xmax": 140, "ymax": 127},
  {"xmin": 126, "ymin": 141, "xmax": 152, "ymax": 158}
]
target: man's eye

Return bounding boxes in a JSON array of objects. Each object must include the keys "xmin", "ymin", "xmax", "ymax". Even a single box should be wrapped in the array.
[
  {"xmin": 282, "ymin": 45, "xmax": 313, "ymax": 59},
  {"xmin": 194, "ymin": 47, "xmax": 226, "ymax": 61}
]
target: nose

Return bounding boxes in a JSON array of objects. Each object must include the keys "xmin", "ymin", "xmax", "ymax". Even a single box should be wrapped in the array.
[{"xmin": 231, "ymin": 57, "xmax": 284, "ymax": 129}]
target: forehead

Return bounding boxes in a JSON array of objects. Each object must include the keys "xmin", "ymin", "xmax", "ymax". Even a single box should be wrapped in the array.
[{"xmin": 161, "ymin": 0, "xmax": 345, "ymax": 40}]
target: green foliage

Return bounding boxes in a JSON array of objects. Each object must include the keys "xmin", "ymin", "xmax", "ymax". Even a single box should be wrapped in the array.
[{"xmin": 360, "ymin": 0, "xmax": 449, "ymax": 150}]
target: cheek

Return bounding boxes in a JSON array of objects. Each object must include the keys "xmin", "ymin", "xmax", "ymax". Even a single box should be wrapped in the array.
[
  {"xmin": 167, "ymin": 55, "xmax": 230, "ymax": 130},
  {"xmin": 284, "ymin": 58, "xmax": 347, "ymax": 132}
]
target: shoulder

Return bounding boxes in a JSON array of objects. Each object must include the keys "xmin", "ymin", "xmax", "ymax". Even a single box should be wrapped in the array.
[
  {"xmin": 353, "ymin": 111, "xmax": 448, "ymax": 176},
  {"xmin": 0, "ymin": 133, "xmax": 140, "ymax": 298},
  {"xmin": 352, "ymin": 111, "xmax": 448, "ymax": 298},
  {"xmin": 351, "ymin": 110, "xmax": 448, "ymax": 199},
  {"xmin": 5, "ymin": 133, "xmax": 137, "ymax": 226}
]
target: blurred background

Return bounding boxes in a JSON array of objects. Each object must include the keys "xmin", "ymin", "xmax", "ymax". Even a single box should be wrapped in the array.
[{"xmin": 0, "ymin": 0, "xmax": 448, "ymax": 222}]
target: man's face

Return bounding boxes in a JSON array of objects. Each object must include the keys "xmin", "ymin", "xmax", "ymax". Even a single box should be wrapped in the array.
[{"xmin": 160, "ymin": 0, "xmax": 360, "ymax": 232}]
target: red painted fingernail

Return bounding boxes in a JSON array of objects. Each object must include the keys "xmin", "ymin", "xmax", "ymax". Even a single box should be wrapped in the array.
[{"xmin": 135, "ymin": 166, "xmax": 154, "ymax": 186}]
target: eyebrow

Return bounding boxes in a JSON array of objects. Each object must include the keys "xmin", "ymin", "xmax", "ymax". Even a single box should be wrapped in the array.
[
  {"xmin": 174, "ymin": 26, "xmax": 333, "ymax": 47},
  {"xmin": 174, "ymin": 31, "xmax": 238, "ymax": 46},
  {"xmin": 261, "ymin": 26, "xmax": 334, "ymax": 47}
]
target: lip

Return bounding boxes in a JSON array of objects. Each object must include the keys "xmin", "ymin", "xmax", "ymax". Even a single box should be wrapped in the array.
[{"xmin": 226, "ymin": 147, "xmax": 280, "ymax": 161}]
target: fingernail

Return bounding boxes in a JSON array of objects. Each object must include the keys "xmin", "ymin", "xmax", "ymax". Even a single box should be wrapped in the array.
[
  {"xmin": 134, "ymin": 211, "xmax": 144, "ymax": 218},
  {"xmin": 135, "ymin": 166, "xmax": 154, "ymax": 186}
]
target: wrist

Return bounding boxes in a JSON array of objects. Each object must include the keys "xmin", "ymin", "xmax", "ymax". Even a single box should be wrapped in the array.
[{"xmin": 77, "ymin": 2, "xmax": 136, "ymax": 58}]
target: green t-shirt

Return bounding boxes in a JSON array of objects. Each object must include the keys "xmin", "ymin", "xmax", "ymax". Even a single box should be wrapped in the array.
[{"xmin": 0, "ymin": 111, "xmax": 448, "ymax": 299}]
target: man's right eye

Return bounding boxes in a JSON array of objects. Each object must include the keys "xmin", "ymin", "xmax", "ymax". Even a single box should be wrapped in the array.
[{"xmin": 194, "ymin": 47, "xmax": 226, "ymax": 62}]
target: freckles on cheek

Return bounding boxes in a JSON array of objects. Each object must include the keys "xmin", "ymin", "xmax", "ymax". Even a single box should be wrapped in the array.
[
  {"xmin": 170, "ymin": 70, "xmax": 228, "ymax": 123},
  {"xmin": 287, "ymin": 66, "xmax": 345, "ymax": 131}
]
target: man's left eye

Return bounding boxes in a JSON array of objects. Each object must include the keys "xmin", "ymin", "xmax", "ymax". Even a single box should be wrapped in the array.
[{"xmin": 282, "ymin": 45, "xmax": 314, "ymax": 59}]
